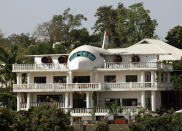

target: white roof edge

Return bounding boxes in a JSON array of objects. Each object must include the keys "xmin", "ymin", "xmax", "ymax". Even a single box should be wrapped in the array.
[{"xmin": 25, "ymin": 54, "xmax": 70, "ymax": 57}]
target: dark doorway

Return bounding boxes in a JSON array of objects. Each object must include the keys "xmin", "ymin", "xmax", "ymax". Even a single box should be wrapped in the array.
[
  {"xmin": 73, "ymin": 76, "xmax": 90, "ymax": 83},
  {"xmin": 73, "ymin": 92, "xmax": 86, "ymax": 108}
]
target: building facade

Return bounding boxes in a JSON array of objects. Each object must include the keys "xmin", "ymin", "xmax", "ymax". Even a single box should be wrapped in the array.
[{"xmin": 13, "ymin": 39, "xmax": 182, "ymax": 120}]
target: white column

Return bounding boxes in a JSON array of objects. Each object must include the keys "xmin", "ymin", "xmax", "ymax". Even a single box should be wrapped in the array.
[
  {"xmin": 151, "ymin": 91, "xmax": 156, "ymax": 112},
  {"xmin": 141, "ymin": 91, "xmax": 146, "ymax": 108},
  {"xmin": 67, "ymin": 71, "xmax": 72, "ymax": 83},
  {"xmin": 26, "ymin": 93, "xmax": 31, "ymax": 110},
  {"xmin": 86, "ymin": 92, "xmax": 90, "ymax": 108},
  {"xmin": 151, "ymin": 71, "xmax": 155, "ymax": 83},
  {"xmin": 69, "ymin": 92, "xmax": 73, "ymax": 108},
  {"xmin": 17, "ymin": 73, "xmax": 20, "ymax": 84},
  {"xmin": 17, "ymin": 93, "xmax": 21, "ymax": 111},
  {"xmin": 141, "ymin": 71, "xmax": 145, "ymax": 82},
  {"xmin": 95, "ymin": 72, "xmax": 98, "ymax": 83},
  {"xmin": 90, "ymin": 92, "xmax": 93, "ymax": 108},
  {"xmin": 90, "ymin": 71, "xmax": 94, "ymax": 83},
  {"xmin": 65, "ymin": 93, "xmax": 69, "ymax": 108},
  {"xmin": 27, "ymin": 73, "xmax": 30, "ymax": 84}
]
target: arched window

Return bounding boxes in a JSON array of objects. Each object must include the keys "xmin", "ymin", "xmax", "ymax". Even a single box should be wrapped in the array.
[
  {"xmin": 58, "ymin": 55, "xmax": 68, "ymax": 63},
  {"xmin": 131, "ymin": 55, "xmax": 140, "ymax": 62},
  {"xmin": 41, "ymin": 56, "xmax": 52, "ymax": 64},
  {"xmin": 114, "ymin": 55, "xmax": 122, "ymax": 62}
]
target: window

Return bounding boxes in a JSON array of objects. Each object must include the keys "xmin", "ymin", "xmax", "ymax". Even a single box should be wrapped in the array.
[
  {"xmin": 105, "ymin": 98, "xmax": 120, "ymax": 106},
  {"xmin": 53, "ymin": 76, "xmax": 66, "ymax": 83},
  {"xmin": 104, "ymin": 75, "xmax": 116, "ymax": 83},
  {"xmin": 34, "ymin": 77, "xmax": 46, "ymax": 83},
  {"xmin": 122, "ymin": 98, "xmax": 137, "ymax": 106},
  {"xmin": 69, "ymin": 51, "xmax": 96, "ymax": 62},
  {"xmin": 37, "ymin": 95, "xmax": 63, "ymax": 102},
  {"xmin": 161, "ymin": 72, "xmax": 164, "ymax": 82},
  {"xmin": 41, "ymin": 56, "xmax": 52, "ymax": 63},
  {"xmin": 58, "ymin": 56, "xmax": 68, "ymax": 63},
  {"xmin": 131, "ymin": 55, "xmax": 140, "ymax": 62},
  {"xmin": 126, "ymin": 75, "xmax": 137, "ymax": 82}
]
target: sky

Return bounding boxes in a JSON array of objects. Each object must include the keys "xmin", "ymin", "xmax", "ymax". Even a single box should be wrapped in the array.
[{"xmin": 0, "ymin": 0, "xmax": 182, "ymax": 40}]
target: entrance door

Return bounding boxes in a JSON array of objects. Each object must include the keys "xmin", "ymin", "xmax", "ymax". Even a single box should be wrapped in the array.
[
  {"xmin": 73, "ymin": 76, "xmax": 90, "ymax": 83},
  {"xmin": 73, "ymin": 92, "xmax": 86, "ymax": 108},
  {"xmin": 145, "ymin": 72, "xmax": 151, "ymax": 87}
]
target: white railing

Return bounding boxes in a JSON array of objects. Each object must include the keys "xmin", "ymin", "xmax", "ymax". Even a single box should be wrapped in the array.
[
  {"xmin": 30, "ymin": 102, "xmax": 64, "ymax": 108},
  {"xmin": 13, "ymin": 83, "xmax": 101, "ymax": 92},
  {"xmin": 13, "ymin": 82, "xmax": 172, "ymax": 92},
  {"xmin": 104, "ymin": 62, "xmax": 173, "ymax": 70},
  {"xmin": 13, "ymin": 63, "xmax": 68, "ymax": 71}
]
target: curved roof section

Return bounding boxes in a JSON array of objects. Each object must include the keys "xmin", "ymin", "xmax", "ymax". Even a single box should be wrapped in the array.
[{"xmin": 108, "ymin": 39, "xmax": 182, "ymax": 61}]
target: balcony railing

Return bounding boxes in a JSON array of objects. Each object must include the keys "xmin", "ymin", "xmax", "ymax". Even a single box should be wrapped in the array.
[
  {"xmin": 12, "ymin": 63, "xmax": 68, "ymax": 72},
  {"xmin": 13, "ymin": 82, "xmax": 172, "ymax": 92},
  {"xmin": 104, "ymin": 62, "xmax": 173, "ymax": 70},
  {"xmin": 19, "ymin": 103, "xmax": 139, "ymax": 116},
  {"xmin": 12, "ymin": 62, "xmax": 173, "ymax": 72},
  {"xmin": 13, "ymin": 83, "xmax": 101, "ymax": 92}
]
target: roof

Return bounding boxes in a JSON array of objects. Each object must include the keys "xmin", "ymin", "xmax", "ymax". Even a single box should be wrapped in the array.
[{"xmin": 108, "ymin": 39, "xmax": 182, "ymax": 60}]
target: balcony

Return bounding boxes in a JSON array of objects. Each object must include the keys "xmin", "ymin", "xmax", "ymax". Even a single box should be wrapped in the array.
[
  {"xmin": 13, "ymin": 83, "xmax": 101, "ymax": 92},
  {"xmin": 19, "ymin": 102, "xmax": 139, "ymax": 116},
  {"xmin": 12, "ymin": 62, "xmax": 173, "ymax": 72},
  {"xmin": 12, "ymin": 63, "xmax": 68, "ymax": 72},
  {"xmin": 13, "ymin": 82, "xmax": 172, "ymax": 92},
  {"xmin": 102, "ymin": 62, "xmax": 173, "ymax": 71}
]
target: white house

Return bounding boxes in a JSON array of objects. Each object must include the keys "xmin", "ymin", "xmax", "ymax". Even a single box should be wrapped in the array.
[{"xmin": 12, "ymin": 38, "xmax": 182, "ymax": 121}]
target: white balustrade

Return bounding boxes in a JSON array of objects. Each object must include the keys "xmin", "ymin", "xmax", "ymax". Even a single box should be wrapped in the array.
[
  {"xmin": 13, "ymin": 63, "xmax": 68, "ymax": 71},
  {"xmin": 13, "ymin": 83, "xmax": 101, "ymax": 92},
  {"xmin": 104, "ymin": 62, "xmax": 173, "ymax": 70}
]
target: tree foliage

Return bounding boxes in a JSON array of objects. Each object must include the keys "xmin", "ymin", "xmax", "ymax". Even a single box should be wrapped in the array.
[
  {"xmin": 0, "ymin": 45, "xmax": 22, "ymax": 90},
  {"xmin": 129, "ymin": 110, "xmax": 182, "ymax": 131},
  {"xmin": 34, "ymin": 8, "xmax": 87, "ymax": 48},
  {"xmin": 93, "ymin": 2, "xmax": 158, "ymax": 47},
  {"xmin": 8, "ymin": 33, "xmax": 37, "ymax": 48},
  {"xmin": 165, "ymin": 26, "xmax": 182, "ymax": 49}
]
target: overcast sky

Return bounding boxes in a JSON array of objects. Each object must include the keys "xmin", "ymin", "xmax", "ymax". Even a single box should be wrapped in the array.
[{"xmin": 0, "ymin": 0, "xmax": 182, "ymax": 40}]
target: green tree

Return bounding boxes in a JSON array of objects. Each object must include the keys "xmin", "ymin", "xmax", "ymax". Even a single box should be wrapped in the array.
[
  {"xmin": 8, "ymin": 33, "xmax": 37, "ymax": 48},
  {"xmin": 93, "ymin": 2, "xmax": 158, "ymax": 47},
  {"xmin": 34, "ymin": 8, "xmax": 87, "ymax": 48},
  {"xmin": 15, "ymin": 105, "xmax": 70, "ymax": 131},
  {"xmin": 165, "ymin": 26, "xmax": 182, "ymax": 49},
  {"xmin": 0, "ymin": 45, "xmax": 22, "ymax": 91}
]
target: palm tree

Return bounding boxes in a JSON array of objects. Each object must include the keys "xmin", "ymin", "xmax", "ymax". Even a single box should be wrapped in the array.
[{"xmin": 0, "ymin": 45, "xmax": 21, "ymax": 91}]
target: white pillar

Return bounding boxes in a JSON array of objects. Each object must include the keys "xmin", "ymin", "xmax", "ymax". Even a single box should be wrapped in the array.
[
  {"xmin": 141, "ymin": 71, "xmax": 145, "ymax": 82},
  {"xmin": 69, "ymin": 92, "xmax": 73, "ymax": 108},
  {"xmin": 141, "ymin": 91, "xmax": 146, "ymax": 108},
  {"xmin": 90, "ymin": 92, "xmax": 93, "ymax": 108},
  {"xmin": 65, "ymin": 93, "xmax": 69, "ymax": 108},
  {"xmin": 86, "ymin": 92, "xmax": 90, "ymax": 108},
  {"xmin": 151, "ymin": 91, "xmax": 156, "ymax": 112},
  {"xmin": 151, "ymin": 71, "xmax": 155, "ymax": 83},
  {"xmin": 26, "ymin": 93, "xmax": 31, "ymax": 110},
  {"xmin": 67, "ymin": 71, "xmax": 72, "ymax": 83},
  {"xmin": 95, "ymin": 72, "xmax": 98, "ymax": 83},
  {"xmin": 17, "ymin": 73, "xmax": 20, "ymax": 84},
  {"xmin": 27, "ymin": 73, "xmax": 30, "ymax": 84},
  {"xmin": 17, "ymin": 93, "xmax": 21, "ymax": 111},
  {"xmin": 90, "ymin": 71, "xmax": 94, "ymax": 83}
]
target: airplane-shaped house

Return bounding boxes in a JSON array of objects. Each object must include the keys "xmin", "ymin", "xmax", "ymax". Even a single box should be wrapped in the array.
[{"xmin": 13, "ymin": 32, "xmax": 182, "ymax": 121}]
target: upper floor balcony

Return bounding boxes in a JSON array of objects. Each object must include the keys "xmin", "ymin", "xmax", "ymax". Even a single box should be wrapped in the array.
[
  {"xmin": 13, "ymin": 82, "xmax": 173, "ymax": 92},
  {"xmin": 12, "ymin": 62, "xmax": 173, "ymax": 72}
]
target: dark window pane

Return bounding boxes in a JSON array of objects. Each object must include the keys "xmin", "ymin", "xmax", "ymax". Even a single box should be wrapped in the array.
[
  {"xmin": 104, "ymin": 75, "xmax": 116, "ymax": 82},
  {"xmin": 53, "ymin": 76, "xmax": 66, "ymax": 83},
  {"xmin": 126, "ymin": 75, "xmax": 137, "ymax": 82},
  {"xmin": 105, "ymin": 98, "xmax": 120, "ymax": 106},
  {"xmin": 34, "ymin": 77, "xmax": 46, "ymax": 83},
  {"xmin": 37, "ymin": 95, "xmax": 63, "ymax": 102},
  {"xmin": 122, "ymin": 99, "xmax": 137, "ymax": 106}
]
